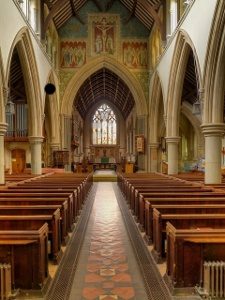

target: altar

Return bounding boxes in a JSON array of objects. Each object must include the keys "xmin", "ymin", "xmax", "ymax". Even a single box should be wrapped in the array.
[{"xmin": 93, "ymin": 157, "xmax": 117, "ymax": 170}]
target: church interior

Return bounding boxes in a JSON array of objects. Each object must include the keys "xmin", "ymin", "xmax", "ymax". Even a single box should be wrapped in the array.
[{"xmin": 1, "ymin": 0, "xmax": 225, "ymax": 299}]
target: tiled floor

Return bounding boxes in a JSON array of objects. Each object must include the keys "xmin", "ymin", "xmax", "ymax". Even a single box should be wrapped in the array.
[{"xmin": 69, "ymin": 182, "xmax": 148, "ymax": 300}]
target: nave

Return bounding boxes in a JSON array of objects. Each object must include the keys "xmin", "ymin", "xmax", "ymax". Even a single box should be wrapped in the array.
[{"xmin": 45, "ymin": 181, "xmax": 172, "ymax": 300}]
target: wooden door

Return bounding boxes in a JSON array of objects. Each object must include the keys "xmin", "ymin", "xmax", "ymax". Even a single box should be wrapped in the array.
[{"xmin": 11, "ymin": 149, "xmax": 26, "ymax": 174}]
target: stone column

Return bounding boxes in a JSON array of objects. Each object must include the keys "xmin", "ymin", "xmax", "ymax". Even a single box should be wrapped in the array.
[
  {"xmin": 166, "ymin": 136, "xmax": 180, "ymax": 175},
  {"xmin": 149, "ymin": 143, "xmax": 159, "ymax": 172},
  {"xmin": 29, "ymin": 136, "xmax": 44, "ymax": 175},
  {"xmin": 201, "ymin": 124, "xmax": 225, "ymax": 184},
  {"xmin": 0, "ymin": 123, "xmax": 8, "ymax": 184}
]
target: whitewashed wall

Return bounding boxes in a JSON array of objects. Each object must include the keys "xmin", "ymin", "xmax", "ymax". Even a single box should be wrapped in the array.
[
  {"xmin": 155, "ymin": 0, "xmax": 218, "ymax": 106},
  {"xmin": 0, "ymin": 1, "xmax": 53, "ymax": 105}
]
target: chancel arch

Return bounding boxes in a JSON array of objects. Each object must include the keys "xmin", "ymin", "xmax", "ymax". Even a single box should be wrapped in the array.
[{"xmin": 61, "ymin": 56, "xmax": 147, "ymax": 117}]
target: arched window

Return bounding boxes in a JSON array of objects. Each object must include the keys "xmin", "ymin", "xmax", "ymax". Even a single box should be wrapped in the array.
[{"xmin": 92, "ymin": 104, "xmax": 117, "ymax": 145}]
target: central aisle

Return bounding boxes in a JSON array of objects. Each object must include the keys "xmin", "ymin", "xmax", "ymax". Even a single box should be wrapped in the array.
[{"xmin": 69, "ymin": 182, "xmax": 148, "ymax": 299}]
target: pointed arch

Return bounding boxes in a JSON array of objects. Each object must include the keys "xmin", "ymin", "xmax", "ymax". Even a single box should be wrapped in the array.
[
  {"xmin": 203, "ymin": 1, "xmax": 225, "ymax": 124},
  {"xmin": 0, "ymin": 48, "xmax": 6, "ymax": 123},
  {"xmin": 44, "ymin": 71, "xmax": 60, "ymax": 145},
  {"xmin": 166, "ymin": 30, "xmax": 202, "ymax": 137},
  {"xmin": 181, "ymin": 102, "xmax": 204, "ymax": 158},
  {"xmin": 61, "ymin": 56, "xmax": 147, "ymax": 117},
  {"xmin": 149, "ymin": 71, "xmax": 165, "ymax": 144},
  {"xmin": 5, "ymin": 27, "xmax": 43, "ymax": 136}
]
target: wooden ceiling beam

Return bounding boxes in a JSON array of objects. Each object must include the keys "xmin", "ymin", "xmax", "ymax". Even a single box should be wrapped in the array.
[
  {"xmin": 43, "ymin": 0, "xmax": 68, "ymax": 37},
  {"xmin": 69, "ymin": 0, "xmax": 85, "ymax": 24},
  {"xmin": 138, "ymin": 0, "xmax": 163, "ymax": 36},
  {"xmin": 123, "ymin": 0, "xmax": 137, "ymax": 24}
]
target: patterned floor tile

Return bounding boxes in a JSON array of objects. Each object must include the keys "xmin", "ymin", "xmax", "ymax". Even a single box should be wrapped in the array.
[
  {"xmin": 112, "ymin": 287, "xmax": 135, "ymax": 299},
  {"xmin": 99, "ymin": 295, "xmax": 118, "ymax": 300},
  {"xmin": 100, "ymin": 269, "xmax": 116, "ymax": 276},
  {"xmin": 69, "ymin": 183, "xmax": 148, "ymax": 300},
  {"xmin": 82, "ymin": 287, "xmax": 105, "ymax": 300},
  {"xmin": 111, "ymin": 273, "xmax": 132, "ymax": 283},
  {"xmin": 85, "ymin": 273, "xmax": 106, "ymax": 283},
  {"xmin": 102, "ymin": 281, "xmax": 115, "ymax": 289}
]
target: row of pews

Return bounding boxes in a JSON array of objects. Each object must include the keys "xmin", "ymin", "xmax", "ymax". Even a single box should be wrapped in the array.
[
  {"xmin": 0, "ymin": 172, "xmax": 92, "ymax": 294},
  {"xmin": 117, "ymin": 172, "xmax": 225, "ymax": 295}
]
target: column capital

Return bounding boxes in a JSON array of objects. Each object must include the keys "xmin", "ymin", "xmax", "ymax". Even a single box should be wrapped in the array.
[
  {"xmin": 29, "ymin": 136, "xmax": 44, "ymax": 144},
  {"xmin": 50, "ymin": 142, "xmax": 60, "ymax": 150},
  {"xmin": 165, "ymin": 136, "xmax": 180, "ymax": 144},
  {"xmin": 201, "ymin": 123, "xmax": 225, "ymax": 137},
  {"xmin": 0, "ymin": 123, "xmax": 8, "ymax": 136},
  {"xmin": 148, "ymin": 142, "xmax": 159, "ymax": 149}
]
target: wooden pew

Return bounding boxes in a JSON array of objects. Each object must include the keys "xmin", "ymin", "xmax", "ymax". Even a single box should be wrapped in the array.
[
  {"xmin": 0, "ymin": 198, "xmax": 69, "ymax": 243},
  {"xmin": 132, "ymin": 187, "xmax": 213, "ymax": 218},
  {"xmin": 0, "ymin": 192, "xmax": 74, "ymax": 231},
  {"xmin": 166, "ymin": 222, "xmax": 225, "ymax": 289},
  {"xmin": 0, "ymin": 204, "xmax": 67, "ymax": 244},
  {"xmin": 0, "ymin": 223, "xmax": 48, "ymax": 289},
  {"xmin": 152, "ymin": 211, "xmax": 225, "ymax": 262},
  {"xmin": 139, "ymin": 192, "xmax": 225, "ymax": 235},
  {"xmin": 0, "ymin": 212, "xmax": 61, "ymax": 262},
  {"xmin": 5, "ymin": 188, "xmax": 79, "ymax": 223},
  {"xmin": 144, "ymin": 202, "xmax": 225, "ymax": 242},
  {"xmin": 136, "ymin": 190, "xmax": 225, "ymax": 225}
]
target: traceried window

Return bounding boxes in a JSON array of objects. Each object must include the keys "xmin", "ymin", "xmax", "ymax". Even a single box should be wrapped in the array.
[{"xmin": 92, "ymin": 104, "xmax": 117, "ymax": 145}]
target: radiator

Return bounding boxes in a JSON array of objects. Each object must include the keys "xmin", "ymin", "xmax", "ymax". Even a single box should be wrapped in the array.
[
  {"xmin": 203, "ymin": 261, "xmax": 225, "ymax": 298},
  {"xmin": 0, "ymin": 264, "xmax": 11, "ymax": 300}
]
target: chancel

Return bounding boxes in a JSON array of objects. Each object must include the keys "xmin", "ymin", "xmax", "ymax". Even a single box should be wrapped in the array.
[{"xmin": 1, "ymin": 1, "xmax": 225, "ymax": 299}]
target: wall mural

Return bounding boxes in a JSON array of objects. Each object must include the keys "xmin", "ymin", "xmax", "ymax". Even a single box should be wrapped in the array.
[
  {"xmin": 89, "ymin": 14, "xmax": 119, "ymax": 57},
  {"xmin": 123, "ymin": 41, "xmax": 148, "ymax": 69},
  {"xmin": 60, "ymin": 40, "xmax": 86, "ymax": 68}
]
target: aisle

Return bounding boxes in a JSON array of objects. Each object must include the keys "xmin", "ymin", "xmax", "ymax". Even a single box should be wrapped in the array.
[{"xmin": 69, "ymin": 182, "xmax": 148, "ymax": 300}]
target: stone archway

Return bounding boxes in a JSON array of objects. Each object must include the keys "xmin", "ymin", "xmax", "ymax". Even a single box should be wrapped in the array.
[
  {"xmin": 203, "ymin": 1, "xmax": 225, "ymax": 124},
  {"xmin": 5, "ymin": 27, "xmax": 43, "ymax": 137},
  {"xmin": 0, "ymin": 48, "xmax": 8, "ymax": 183},
  {"xmin": 6, "ymin": 28, "xmax": 43, "ymax": 174},
  {"xmin": 61, "ymin": 56, "xmax": 147, "ymax": 117},
  {"xmin": 148, "ymin": 71, "xmax": 165, "ymax": 172},
  {"xmin": 165, "ymin": 30, "xmax": 202, "ymax": 174},
  {"xmin": 43, "ymin": 71, "xmax": 61, "ymax": 167},
  {"xmin": 166, "ymin": 30, "xmax": 202, "ymax": 137},
  {"xmin": 0, "ymin": 48, "xmax": 6, "ymax": 123},
  {"xmin": 201, "ymin": 1, "xmax": 225, "ymax": 183}
]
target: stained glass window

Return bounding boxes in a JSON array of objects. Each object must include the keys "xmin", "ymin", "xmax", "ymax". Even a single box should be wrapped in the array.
[{"xmin": 92, "ymin": 104, "xmax": 117, "ymax": 145}]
